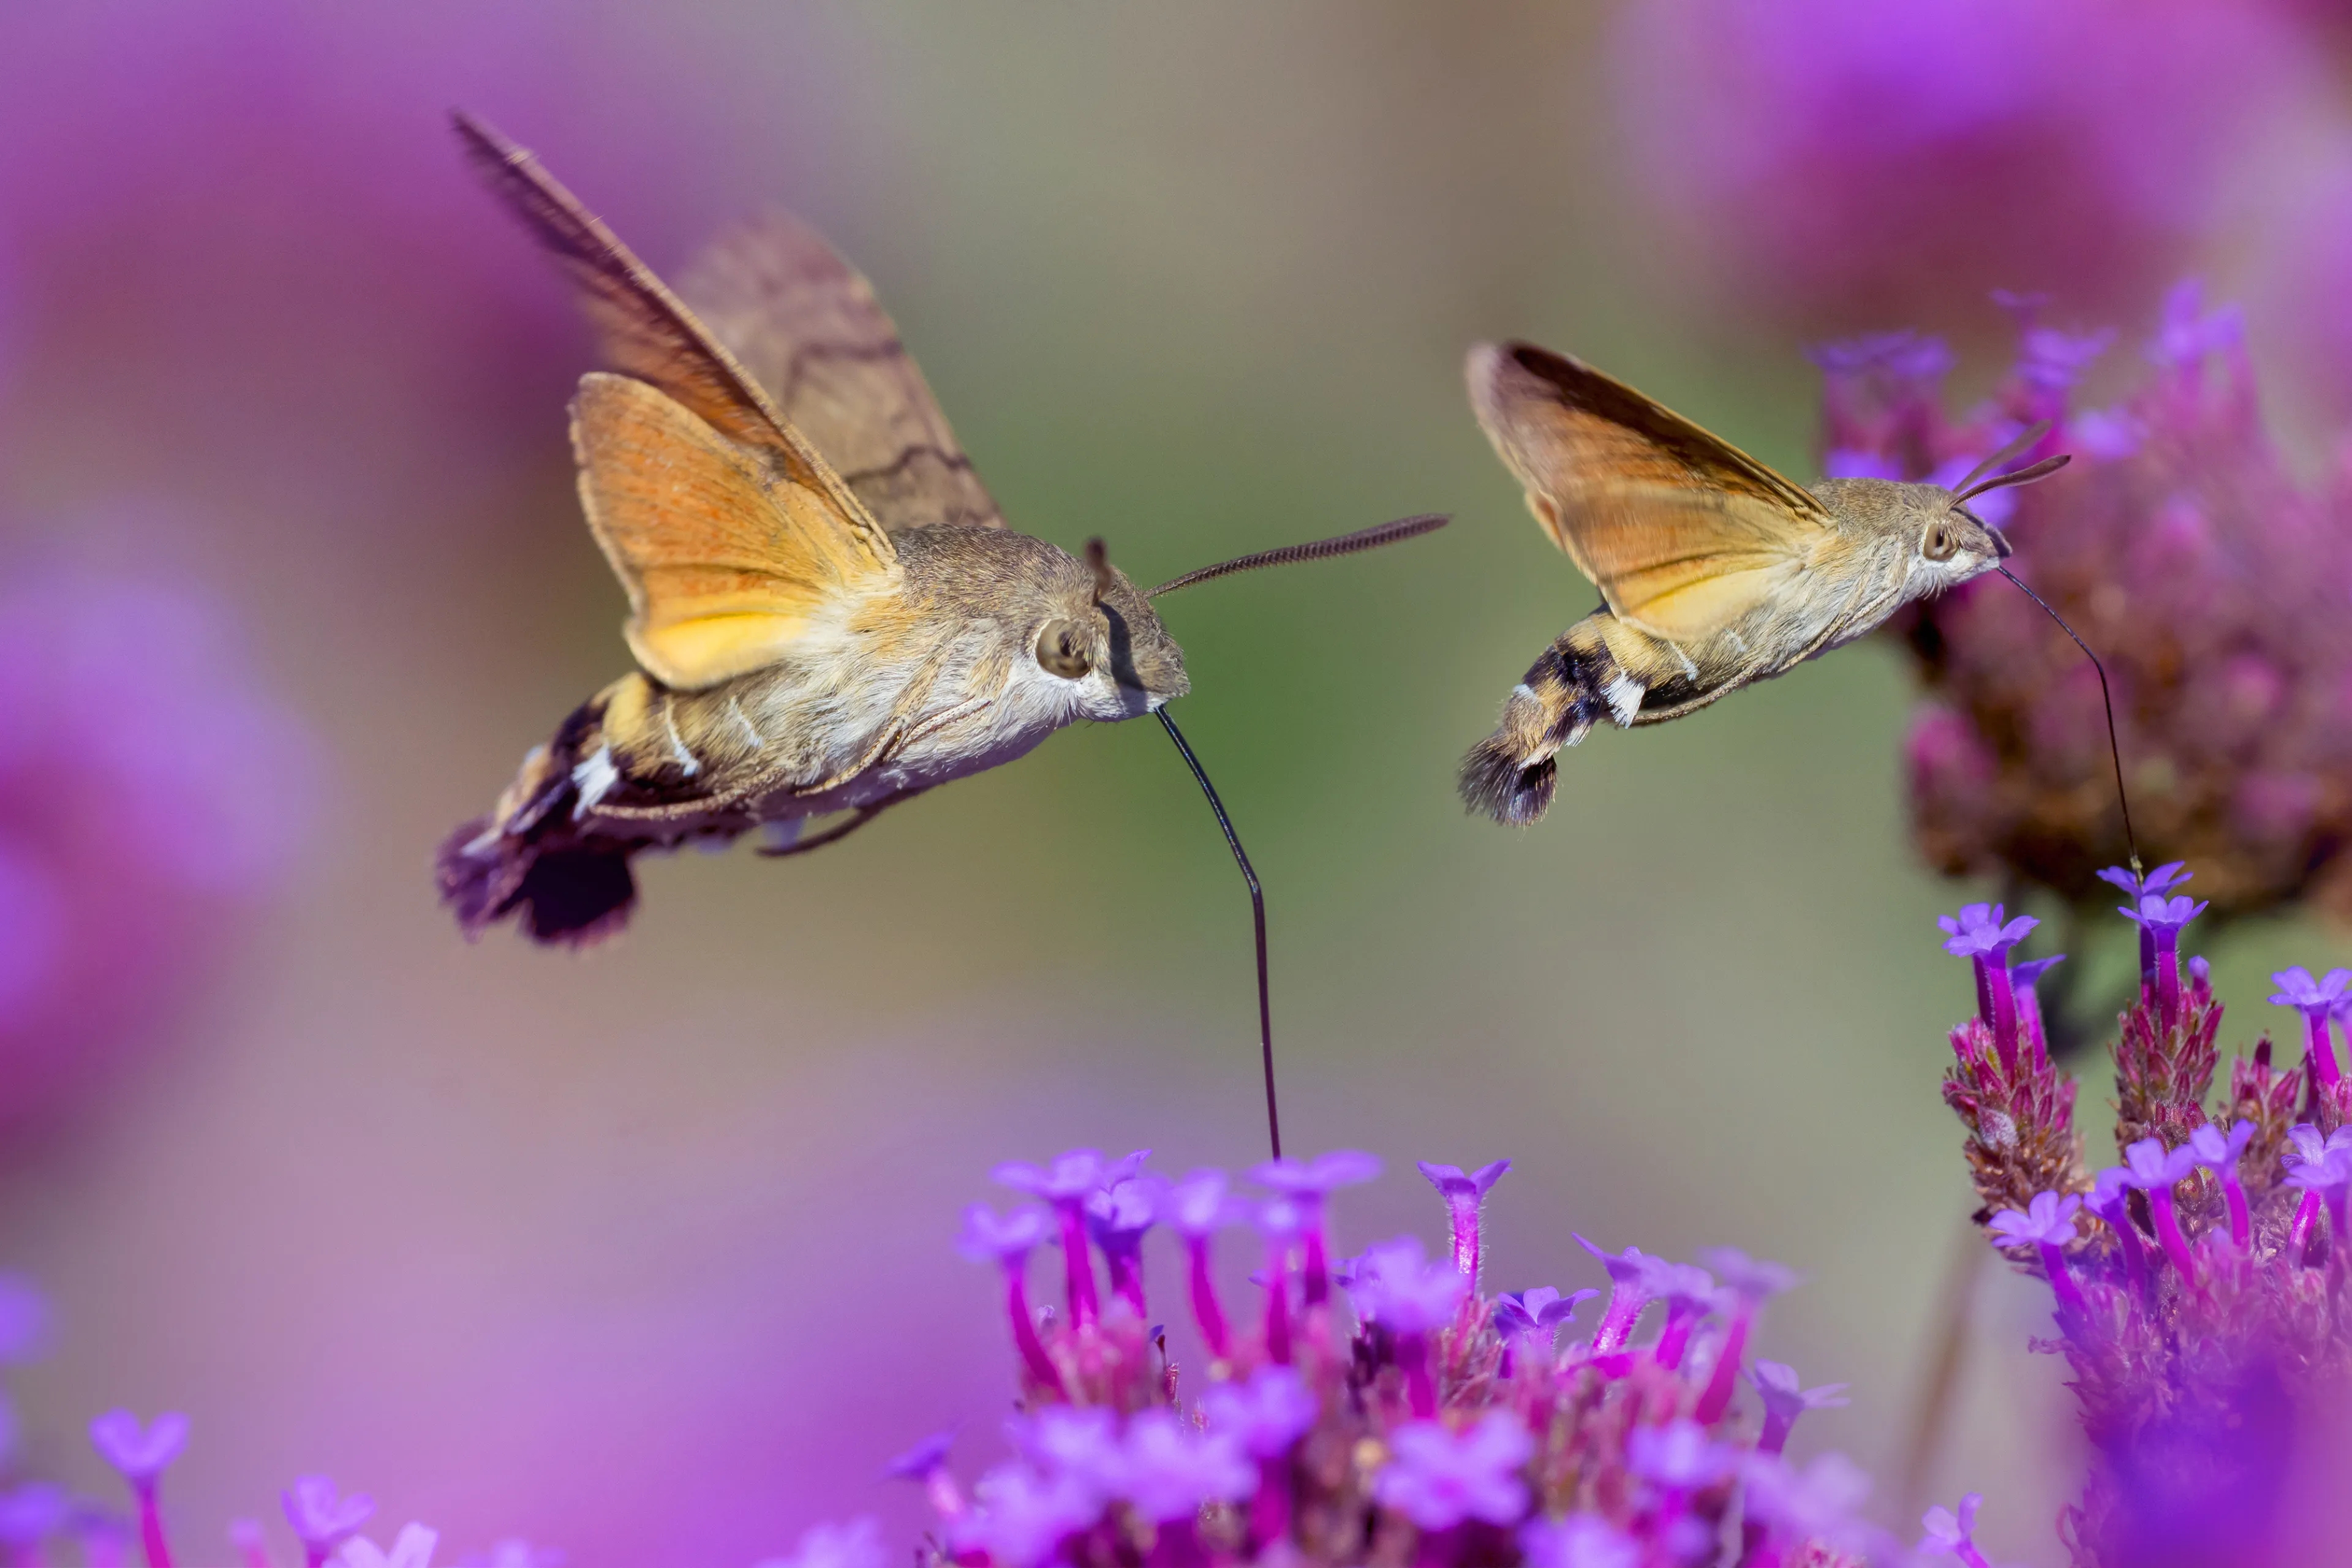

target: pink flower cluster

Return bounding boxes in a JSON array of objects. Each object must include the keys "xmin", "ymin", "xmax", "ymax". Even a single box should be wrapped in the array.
[{"xmin": 1940, "ymin": 864, "xmax": 2352, "ymax": 1566}]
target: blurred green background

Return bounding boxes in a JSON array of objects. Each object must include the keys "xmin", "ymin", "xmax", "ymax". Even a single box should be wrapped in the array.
[{"xmin": 0, "ymin": 4, "xmax": 2343, "ymax": 1564}]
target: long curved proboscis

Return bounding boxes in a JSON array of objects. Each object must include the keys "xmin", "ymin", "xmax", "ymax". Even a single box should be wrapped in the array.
[{"xmin": 1148, "ymin": 513, "xmax": 1449, "ymax": 598}]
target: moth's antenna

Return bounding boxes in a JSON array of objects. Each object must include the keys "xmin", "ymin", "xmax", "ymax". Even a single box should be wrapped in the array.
[
  {"xmin": 1948, "ymin": 420, "xmax": 2053, "ymax": 502},
  {"xmin": 1996, "ymin": 565, "xmax": 2143, "ymax": 876},
  {"xmin": 1953, "ymin": 453, "xmax": 2070, "ymax": 510},
  {"xmin": 1157, "ymin": 707, "xmax": 1281, "ymax": 1159},
  {"xmin": 1148, "ymin": 513, "xmax": 1449, "ymax": 598},
  {"xmin": 1085, "ymin": 537, "xmax": 1116, "ymax": 603}
]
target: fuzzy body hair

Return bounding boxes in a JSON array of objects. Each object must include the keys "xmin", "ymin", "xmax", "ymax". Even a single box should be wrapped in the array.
[{"xmin": 440, "ymin": 526, "xmax": 1188, "ymax": 943}]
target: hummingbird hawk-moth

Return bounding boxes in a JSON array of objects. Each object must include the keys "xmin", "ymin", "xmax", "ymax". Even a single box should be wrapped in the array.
[
  {"xmin": 1457, "ymin": 341, "xmax": 2073, "ymax": 827},
  {"xmin": 436, "ymin": 115, "xmax": 1443, "ymax": 950}
]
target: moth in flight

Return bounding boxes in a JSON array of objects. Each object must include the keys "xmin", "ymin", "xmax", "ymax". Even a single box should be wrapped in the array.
[
  {"xmin": 438, "ymin": 115, "xmax": 1442, "ymax": 946},
  {"xmin": 1458, "ymin": 341, "xmax": 2068, "ymax": 826}
]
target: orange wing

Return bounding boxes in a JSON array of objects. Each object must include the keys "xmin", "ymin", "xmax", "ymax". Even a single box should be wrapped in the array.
[
  {"xmin": 679, "ymin": 214, "xmax": 1005, "ymax": 532},
  {"xmin": 1466, "ymin": 341, "xmax": 1828, "ymax": 645}
]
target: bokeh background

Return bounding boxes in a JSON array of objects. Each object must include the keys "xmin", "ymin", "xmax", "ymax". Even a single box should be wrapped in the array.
[{"xmin": 1, "ymin": 2, "xmax": 2348, "ymax": 1563}]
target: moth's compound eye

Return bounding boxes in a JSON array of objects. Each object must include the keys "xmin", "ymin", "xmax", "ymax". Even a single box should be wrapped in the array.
[
  {"xmin": 1035, "ymin": 619, "xmax": 1093, "ymax": 679},
  {"xmin": 1922, "ymin": 519, "xmax": 1961, "ymax": 562}
]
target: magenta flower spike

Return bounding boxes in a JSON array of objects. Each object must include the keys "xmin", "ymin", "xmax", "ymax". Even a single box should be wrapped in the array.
[
  {"xmin": 995, "ymin": 1148, "xmax": 1148, "ymax": 1332},
  {"xmin": 1415, "ymin": 1158, "xmax": 1510, "ymax": 1283},
  {"xmin": 2269, "ymin": 967, "xmax": 2351, "ymax": 1089},
  {"xmin": 2120, "ymin": 1139, "xmax": 2202, "ymax": 1280},
  {"xmin": 2187, "ymin": 1120, "xmax": 2257, "ymax": 1246},
  {"xmin": 1575, "ymin": 1237, "xmax": 1657, "ymax": 1353},
  {"xmin": 1692, "ymin": 1248, "xmax": 1796, "ymax": 1423},
  {"xmin": 1918, "ymin": 1492, "xmax": 1992, "ymax": 1568},
  {"xmin": 281, "ymin": 1477, "xmax": 374, "ymax": 1568},
  {"xmin": 1372, "ymin": 1412, "xmax": 1532, "ymax": 1529},
  {"xmin": 90, "ymin": 1409, "xmax": 189, "ymax": 1568},
  {"xmin": 2119, "ymin": 893, "xmax": 2209, "ymax": 1024},
  {"xmin": 1988, "ymin": 1192, "xmax": 2090, "ymax": 1315},
  {"xmin": 1250, "ymin": 1150, "xmax": 1378, "ymax": 1307},
  {"xmin": 1939, "ymin": 903, "xmax": 2039, "ymax": 1070},
  {"xmin": 957, "ymin": 1203, "xmax": 1065, "ymax": 1395},
  {"xmin": 1163, "ymin": 1170, "xmax": 1238, "ymax": 1360},
  {"xmin": 1750, "ymin": 1362, "xmax": 1850, "ymax": 1455}
]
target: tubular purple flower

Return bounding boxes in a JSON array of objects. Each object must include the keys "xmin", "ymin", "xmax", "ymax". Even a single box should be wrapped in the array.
[
  {"xmin": 1416, "ymin": 1158, "xmax": 1510, "ymax": 1283},
  {"xmin": 957, "ymin": 1204, "xmax": 1064, "ymax": 1395},
  {"xmin": 1112, "ymin": 1412, "xmax": 1254, "ymax": 1522},
  {"xmin": 953, "ymin": 1464, "xmax": 1098, "ymax": 1568},
  {"xmin": 754, "ymin": 1519, "xmax": 884, "ymax": 1568},
  {"xmin": 1372, "ymin": 1413, "xmax": 1532, "ymax": 1529},
  {"xmin": 1988, "ymin": 1191, "xmax": 2089, "ymax": 1315},
  {"xmin": 1692, "ymin": 1250, "xmax": 1795, "ymax": 1423},
  {"xmin": 2010, "ymin": 954, "xmax": 2066, "ymax": 1066},
  {"xmin": 1349, "ymin": 1235, "xmax": 1466, "ymax": 1415},
  {"xmin": 1255, "ymin": 1199, "xmax": 1302, "ymax": 1365},
  {"xmin": 1741, "ymin": 1452, "xmax": 1874, "ymax": 1553},
  {"xmin": 883, "ymin": 1430, "xmax": 964, "ymax": 1520},
  {"xmin": 1084, "ymin": 1177, "xmax": 1159, "ymax": 1321},
  {"xmin": 1520, "ymin": 1513, "xmax": 1640, "ymax": 1568},
  {"xmin": 1251, "ymin": 1150, "xmax": 1378, "ymax": 1307},
  {"xmin": 1006, "ymin": 1406, "xmax": 1124, "ymax": 1503},
  {"xmin": 1491, "ymin": 1286, "xmax": 1594, "ymax": 1349},
  {"xmin": 2269, "ymin": 967, "xmax": 2350, "ymax": 1089},
  {"xmin": 2088, "ymin": 1166, "xmax": 2152, "ymax": 1296},
  {"xmin": 281, "ymin": 1477, "xmax": 373, "ymax": 1568},
  {"xmin": 1644, "ymin": 1262, "xmax": 1717, "ymax": 1370},
  {"xmin": 995, "ymin": 1148, "xmax": 1148, "ymax": 1331},
  {"xmin": 2098, "ymin": 862, "xmax": 2189, "ymax": 981},
  {"xmin": 340, "ymin": 1525, "xmax": 440, "ymax": 1568},
  {"xmin": 1163, "ymin": 1170, "xmax": 1238, "ymax": 1359},
  {"xmin": 1575, "ymin": 1237, "xmax": 1657, "ymax": 1352},
  {"xmin": 2121, "ymin": 1139, "xmax": 2201, "ymax": 1280},
  {"xmin": 91, "ymin": 1409, "xmax": 190, "ymax": 1568},
  {"xmin": 2283, "ymin": 1132, "xmax": 2352, "ymax": 1257},
  {"xmin": 1200, "ymin": 1365, "xmax": 1318, "ymax": 1458},
  {"xmin": 2187, "ymin": 1120, "xmax": 2257, "ymax": 1246},
  {"xmin": 1918, "ymin": 1492, "xmax": 1991, "ymax": 1568},
  {"xmin": 1627, "ymin": 1419, "xmax": 1734, "ymax": 1490},
  {"xmin": 1751, "ymin": 1362, "xmax": 1849, "ymax": 1456},
  {"xmin": 2119, "ymin": 894, "xmax": 2209, "ymax": 1023},
  {"xmin": 1939, "ymin": 903, "xmax": 2038, "ymax": 1069}
]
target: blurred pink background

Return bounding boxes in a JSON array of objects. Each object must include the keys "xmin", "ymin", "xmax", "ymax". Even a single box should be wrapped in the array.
[{"xmin": 2, "ymin": 4, "xmax": 2350, "ymax": 1564}]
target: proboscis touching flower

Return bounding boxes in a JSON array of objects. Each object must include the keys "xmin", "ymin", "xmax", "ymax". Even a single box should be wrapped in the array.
[{"xmin": 1934, "ymin": 864, "xmax": 2352, "ymax": 1566}]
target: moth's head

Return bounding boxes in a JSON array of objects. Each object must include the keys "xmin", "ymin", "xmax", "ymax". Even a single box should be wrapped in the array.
[
  {"xmin": 1814, "ymin": 477, "xmax": 2016, "ymax": 598},
  {"xmin": 1020, "ymin": 539, "xmax": 1190, "ymax": 722}
]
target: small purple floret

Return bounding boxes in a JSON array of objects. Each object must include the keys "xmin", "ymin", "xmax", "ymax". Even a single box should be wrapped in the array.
[
  {"xmin": 1417, "ymin": 1158, "xmax": 1509, "ymax": 1281},
  {"xmin": 1989, "ymin": 1191, "xmax": 2089, "ymax": 1314},
  {"xmin": 2271, "ymin": 967, "xmax": 2351, "ymax": 1088},
  {"xmin": 1626, "ymin": 1419, "xmax": 1733, "ymax": 1490},
  {"xmin": 1751, "ymin": 1362, "xmax": 1849, "ymax": 1455},
  {"xmin": 282, "ymin": 1476, "xmax": 374, "ymax": 1568},
  {"xmin": 1199, "ymin": 1365, "xmax": 1318, "ymax": 1458},
  {"xmin": 1918, "ymin": 1491, "xmax": 1991, "ymax": 1567},
  {"xmin": 1373, "ymin": 1413, "xmax": 1532, "ymax": 1529},
  {"xmin": 89, "ymin": 1409, "xmax": 189, "ymax": 1487},
  {"xmin": 2188, "ymin": 1120, "xmax": 2257, "ymax": 1246},
  {"xmin": 1939, "ymin": 902, "xmax": 2038, "ymax": 1066},
  {"xmin": 1520, "ymin": 1514, "xmax": 1640, "ymax": 1568},
  {"xmin": 1112, "ymin": 1411, "xmax": 1254, "ymax": 1521}
]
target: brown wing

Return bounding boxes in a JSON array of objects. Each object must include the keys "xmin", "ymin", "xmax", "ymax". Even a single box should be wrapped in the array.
[
  {"xmin": 1466, "ymin": 341, "xmax": 1828, "ymax": 645},
  {"xmin": 678, "ymin": 214, "xmax": 1005, "ymax": 532},
  {"xmin": 453, "ymin": 112, "xmax": 895, "ymax": 574},
  {"xmin": 572, "ymin": 374, "xmax": 897, "ymax": 690}
]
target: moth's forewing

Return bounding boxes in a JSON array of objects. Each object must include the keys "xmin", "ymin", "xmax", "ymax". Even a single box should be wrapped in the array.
[
  {"xmin": 571, "ymin": 373, "xmax": 898, "ymax": 690},
  {"xmin": 1467, "ymin": 342, "xmax": 1830, "ymax": 646},
  {"xmin": 453, "ymin": 112, "xmax": 896, "ymax": 573},
  {"xmin": 679, "ymin": 216, "xmax": 1006, "ymax": 534}
]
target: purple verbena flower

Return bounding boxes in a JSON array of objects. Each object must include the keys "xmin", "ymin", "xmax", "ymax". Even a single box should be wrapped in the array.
[
  {"xmin": 2270, "ymin": 967, "xmax": 2350, "ymax": 1088},
  {"xmin": 282, "ymin": 1477, "xmax": 373, "ymax": 1568},
  {"xmin": 1918, "ymin": 1492, "xmax": 1991, "ymax": 1568},
  {"xmin": 2188, "ymin": 1119, "xmax": 2257, "ymax": 1246},
  {"xmin": 1742, "ymin": 1451, "xmax": 1874, "ymax": 1544},
  {"xmin": 1626, "ymin": 1419, "xmax": 1733, "ymax": 1490},
  {"xmin": 954, "ymin": 1466, "xmax": 1098, "ymax": 1568},
  {"xmin": 1373, "ymin": 1413, "xmax": 1532, "ymax": 1529},
  {"xmin": 882, "ymin": 1431, "xmax": 962, "ymax": 1520},
  {"xmin": 1110, "ymin": 1411, "xmax": 1253, "ymax": 1521},
  {"xmin": 1940, "ymin": 903, "xmax": 2038, "ymax": 1068},
  {"xmin": 1084, "ymin": 1176, "xmax": 1160, "ymax": 1320},
  {"xmin": 1164, "ymin": 1169, "xmax": 1238, "ymax": 1359},
  {"xmin": 1575, "ymin": 1236, "xmax": 1658, "ymax": 1353},
  {"xmin": 1491, "ymin": 1286, "xmax": 1596, "ymax": 1343},
  {"xmin": 89, "ymin": 1410, "xmax": 188, "ymax": 1488},
  {"xmin": 1005, "ymin": 1406, "xmax": 1121, "ymax": 1500},
  {"xmin": 339, "ymin": 1524, "xmax": 439, "ymax": 1568},
  {"xmin": 1416, "ymin": 1158, "xmax": 1509, "ymax": 1282},
  {"xmin": 1253, "ymin": 1149, "xmax": 1378, "ymax": 1307},
  {"xmin": 1988, "ymin": 1192, "xmax": 2089, "ymax": 1314},
  {"xmin": 2119, "ymin": 895, "xmax": 2209, "ymax": 1022},
  {"xmin": 1199, "ymin": 1365, "xmax": 1318, "ymax": 1459},
  {"xmin": 1752, "ymin": 1361, "xmax": 1850, "ymax": 1455},
  {"xmin": 958, "ymin": 1203, "xmax": 1062, "ymax": 1395},
  {"xmin": 1519, "ymin": 1513, "xmax": 1640, "ymax": 1568}
]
